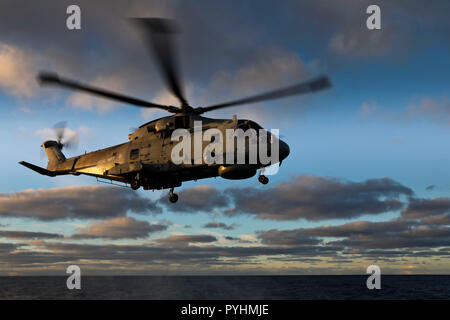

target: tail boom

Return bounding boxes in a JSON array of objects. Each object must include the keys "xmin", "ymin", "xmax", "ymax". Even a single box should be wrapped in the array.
[{"xmin": 18, "ymin": 161, "xmax": 69, "ymax": 177}]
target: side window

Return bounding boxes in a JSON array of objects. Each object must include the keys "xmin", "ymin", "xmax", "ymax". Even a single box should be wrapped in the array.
[{"xmin": 130, "ymin": 149, "xmax": 139, "ymax": 160}]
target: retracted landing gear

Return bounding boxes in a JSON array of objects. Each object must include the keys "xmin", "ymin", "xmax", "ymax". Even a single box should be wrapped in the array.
[
  {"xmin": 258, "ymin": 175, "xmax": 269, "ymax": 185},
  {"xmin": 169, "ymin": 187, "xmax": 178, "ymax": 203}
]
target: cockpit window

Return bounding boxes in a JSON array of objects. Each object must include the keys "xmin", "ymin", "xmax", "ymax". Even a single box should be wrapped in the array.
[
  {"xmin": 238, "ymin": 120, "xmax": 262, "ymax": 131},
  {"xmin": 248, "ymin": 121, "xmax": 262, "ymax": 130}
]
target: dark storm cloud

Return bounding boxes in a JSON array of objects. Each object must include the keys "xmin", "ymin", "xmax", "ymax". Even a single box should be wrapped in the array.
[
  {"xmin": 0, "ymin": 230, "xmax": 63, "ymax": 240},
  {"xmin": 203, "ymin": 222, "xmax": 236, "ymax": 230},
  {"xmin": 224, "ymin": 175, "xmax": 413, "ymax": 221},
  {"xmin": 70, "ymin": 217, "xmax": 167, "ymax": 239},
  {"xmin": 0, "ymin": 186, "xmax": 161, "ymax": 221}
]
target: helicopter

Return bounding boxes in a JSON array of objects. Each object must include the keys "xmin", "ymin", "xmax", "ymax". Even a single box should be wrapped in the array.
[{"xmin": 19, "ymin": 18, "xmax": 331, "ymax": 203}]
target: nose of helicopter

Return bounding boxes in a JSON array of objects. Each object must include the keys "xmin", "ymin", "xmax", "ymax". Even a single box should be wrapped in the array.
[{"xmin": 279, "ymin": 140, "xmax": 290, "ymax": 162}]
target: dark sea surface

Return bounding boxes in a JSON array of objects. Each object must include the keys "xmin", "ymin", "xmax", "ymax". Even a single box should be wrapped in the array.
[{"xmin": 0, "ymin": 275, "xmax": 449, "ymax": 300}]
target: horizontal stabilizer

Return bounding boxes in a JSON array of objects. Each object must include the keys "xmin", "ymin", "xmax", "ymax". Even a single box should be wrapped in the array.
[{"xmin": 19, "ymin": 161, "xmax": 56, "ymax": 177}]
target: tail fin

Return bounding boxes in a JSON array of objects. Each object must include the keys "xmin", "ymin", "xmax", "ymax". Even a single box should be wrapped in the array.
[{"xmin": 42, "ymin": 140, "xmax": 66, "ymax": 170}]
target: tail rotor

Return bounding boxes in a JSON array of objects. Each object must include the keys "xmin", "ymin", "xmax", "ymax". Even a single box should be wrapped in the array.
[{"xmin": 53, "ymin": 121, "xmax": 79, "ymax": 151}]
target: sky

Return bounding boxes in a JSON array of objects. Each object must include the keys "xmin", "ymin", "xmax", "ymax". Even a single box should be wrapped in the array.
[{"xmin": 0, "ymin": 0, "xmax": 449, "ymax": 275}]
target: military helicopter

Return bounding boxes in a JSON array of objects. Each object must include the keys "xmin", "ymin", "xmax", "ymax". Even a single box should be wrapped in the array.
[{"xmin": 19, "ymin": 18, "xmax": 331, "ymax": 203}]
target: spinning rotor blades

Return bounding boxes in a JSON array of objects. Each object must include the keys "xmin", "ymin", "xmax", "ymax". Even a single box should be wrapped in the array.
[{"xmin": 38, "ymin": 18, "xmax": 332, "ymax": 115}]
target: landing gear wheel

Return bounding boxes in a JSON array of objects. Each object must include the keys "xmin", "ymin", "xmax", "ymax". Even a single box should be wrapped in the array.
[
  {"xmin": 169, "ymin": 188, "xmax": 178, "ymax": 203},
  {"xmin": 169, "ymin": 193, "xmax": 178, "ymax": 203},
  {"xmin": 258, "ymin": 175, "xmax": 269, "ymax": 185},
  {"xmin": 130, "ymin": 179, "xmax": 140, "ymax": 190}
]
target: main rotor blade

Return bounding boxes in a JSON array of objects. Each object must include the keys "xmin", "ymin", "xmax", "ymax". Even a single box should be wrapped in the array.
[
  {"xmin": 196, "ymin": 75, "xmax": 332, "ymax": 114},
  {"xmin": 130, "ymin": 18, "xmax": 188, "ymax": 107},
  {"xmin": 38, "ymin": 72, "xmax": 178, "ymax": 112}
]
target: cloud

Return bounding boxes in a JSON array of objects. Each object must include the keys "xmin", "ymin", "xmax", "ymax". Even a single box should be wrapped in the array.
[
  {"xmin": 329, "ymin": 27, "xmax": 400, "ymax": 57},
  {"xmin": 405, "ymin": 97, "xmax": 450, "ymax": 124},
  {"xmin": 1, "ymin": 0, "xmax": 446, "ymax": 126},
  {"xmin": 0, "ymin": 230, "xmax": 63, "ymax": 240},
  {"xmin": 359, "ymin": 97, "xmax": 450, "ymax": 125},
  {"xmin": 224, "ymin": 175, "xmax": 413, "ymax": 221},
  {"xmin": 0, "ymin": 186, "xmax": 161, "ymax": 221},
  {"xmin": 315, "ymin": 0, "xmax": 414, "ymax": 58},
  {"xmin": 10, "ymin": 240, "xmax": 338, "ymax": 266},
  {"xmin": 203, "ymin": 222, "xmax": 236, "ymax": 230},
  {"xmin": 257, "ymin": 229, "xmax": 322, "ymax": 246},
  {"xmin": 4, "ymin": 176, "xmax": 413, "ymax": 223},
  {"xmin": 0, "ymin": 43, "xmax": 40, "ymax": 98},
  {"xmin": 258, "ymin": 215, "xmax": 450, "ymax": 250},
  {"xmin": 141, "ymin": 83, "xmax": 195, "ymax": 120},
  {"xmin": 359, "ymin": 101, "xmax": 378, "ymax": 117},
  {"xmin": 402, "ymin": 197, "xmax": 450, "ymax": 219},
  {"xmin": 334, "ymin": 227, "xmax": 450, "ymax": 250},
  {"xmin": 35, "ymin": 126, "xmax": 79, "ymax": 144},
  {"xmin": 1, "ymin": 208, "xmax": 449, "ymax": 274},
  {"xmin": 205, "ymin": 48, "xmax": 307, "ymax": 101},
  {"xmin": 70, "ymin": 216, "xmax": 167, "ymax": 239},
  {"xmin": 156, "ymin": 234, "xmax": 218, "ymax": 246},
  {"xmin": 154, "ymin": 175, "xmax": 414, "ymax": 221},
  {"xmin": 66, "ymin": 73, "xmax": 146, "ymax": 113},
  {"xmin": 0, "ymin": 1, "xmax": 329, "ymax": 121},
  {"xmin": 402, "ymin": 197, "xmax": 450, "ymax": 226},
  {"xmin": 141, "ymin": 90, "xmax": 181, "ymax": 120},
  {"xmin": 0, "ymin": 242, "xmax": 18, "ymax": 254},
  {"xmin": 420, "ymin": 214, "xmax": 450, "ymax": 226},
  {"xmin": 257, "ymin": 219, "xmax": 417, "ymax": 245},
  {"xmin": 197, "ymin": 48, "xmax": 313, "ymax": 121},
  {"xmin": 159, "ymin": 185, "xmax": 229, "ymax": 213}
]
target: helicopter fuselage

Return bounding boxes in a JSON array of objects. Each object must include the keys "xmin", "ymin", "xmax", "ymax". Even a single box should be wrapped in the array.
[{"xmin": 25, "ymin": 114, "xmax": 290, "ymax": 191}]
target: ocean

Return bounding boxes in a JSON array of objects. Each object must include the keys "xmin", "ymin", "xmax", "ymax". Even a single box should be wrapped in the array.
[{"xmin": 0, "ymin": 275, "xmax": 449, "ymax": 300}]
